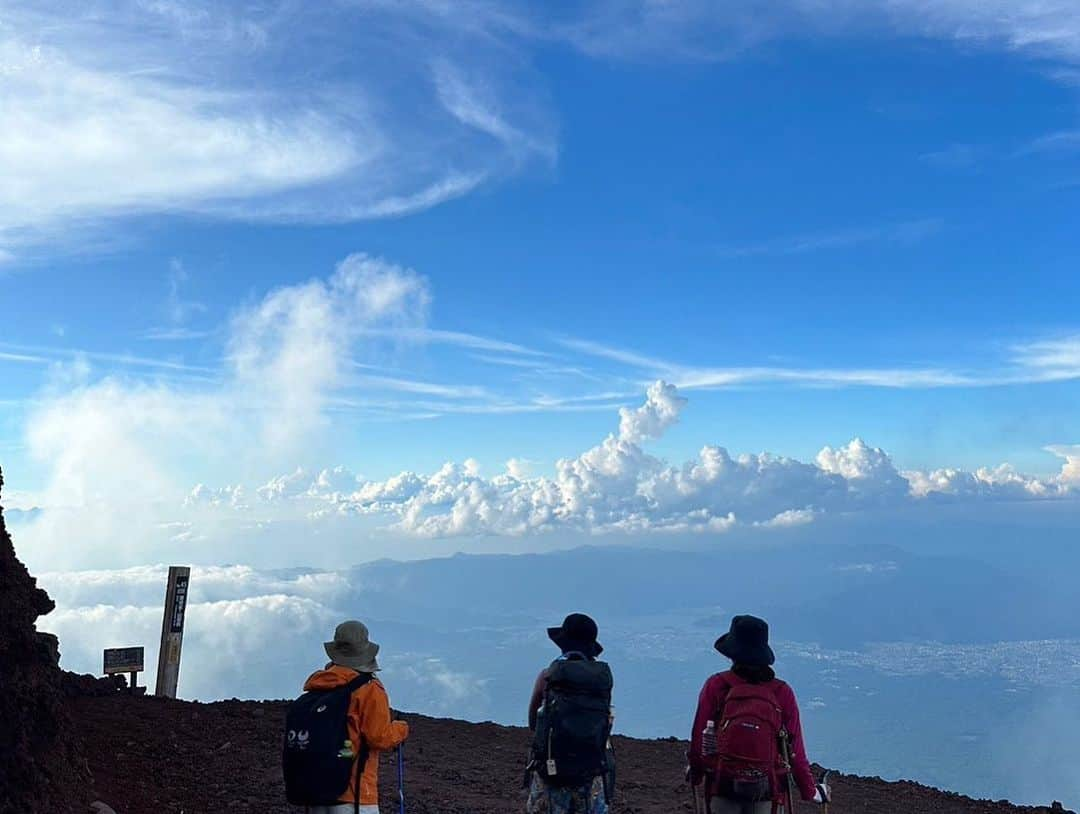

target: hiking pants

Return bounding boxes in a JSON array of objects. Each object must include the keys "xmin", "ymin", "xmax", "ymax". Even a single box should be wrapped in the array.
[{"xmin": 709, "ymin": 799, "xmax": 773, "ymax": 814}]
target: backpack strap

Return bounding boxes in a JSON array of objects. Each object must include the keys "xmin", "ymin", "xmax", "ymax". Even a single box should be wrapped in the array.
[{"xmin": 346, "ymin": 672, "xmax": 374, "ymax": 692}]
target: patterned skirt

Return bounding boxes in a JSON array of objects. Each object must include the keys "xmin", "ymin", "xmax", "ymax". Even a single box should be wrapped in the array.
[{"xmin": 525, "ymin": 773, "xmax": 608, "ymax": 814}]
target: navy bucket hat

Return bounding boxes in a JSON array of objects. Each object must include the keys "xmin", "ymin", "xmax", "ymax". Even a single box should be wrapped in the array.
[{"xmin": 548, "ymin": 612, "xmax": 603, "ymax": 658}]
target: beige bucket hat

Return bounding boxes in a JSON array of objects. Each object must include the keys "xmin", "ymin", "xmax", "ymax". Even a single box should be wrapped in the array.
[{"xmin": 324, "ymin": 620, "xmax": 381, "ymax": 673}]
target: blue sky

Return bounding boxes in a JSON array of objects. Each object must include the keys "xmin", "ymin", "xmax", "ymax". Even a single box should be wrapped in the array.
[{"xmin": 2, "ymin": 2, "xmax": 1080, "ymax": 552}]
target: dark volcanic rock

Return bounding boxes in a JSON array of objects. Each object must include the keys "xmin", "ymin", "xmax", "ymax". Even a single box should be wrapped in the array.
[
  {"xmin": 0, "ymin": 467, "xmax": 88, "ymax": 813},
  {"xmin": 63, "ymin": 672, "xmax": 130, "ymax": 698}
]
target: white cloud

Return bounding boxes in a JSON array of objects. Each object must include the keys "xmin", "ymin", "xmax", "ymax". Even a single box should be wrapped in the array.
[
  {"xmin": 552, "ymin": 1, "xmax": 1080, "ymax": 64},
  {"xmin": 617, "ymin": 380, "xmax": 686, "ymax": 443},
  {"xmin": 17, "ymin": 330, "xmax": 1080, "ymax": 569},
  {"xmin": 719, "ymin": 219, "xmax": 944, "ymax": 257},
  {"xmin": 1047, "ymin": 445, "xmax": 1080, "ymax": 484},
  {"xmin": 18, "ymin": 254, "xmax": 430, "ymax": 568},
  {"xmin": 0, "ymin": 1, "xmax": 556, "ymax": 257},
  {"xmin": 558, "ymin": 334, "xmax": 1080, "ymax": 390},
  {"xmin": 13, "ymin": 249, "xmax": 1080, "ymax": 568},
  {"xmin": 905, "ymin": 447, "xmax": 1080, "ymax": 500},
  {"xmin": 816, "ymin": 438, "xmax": 910, "ymax": 502},
  {"xmin": 37, "ymin": 563, "xmax": 488, "ymax": 709},
  {"xmin": 757, "ymin": 508, "xmax": 819, "ymax": 528},
  {"xmin": 6, "ymin": 0, "xmax": 1080, "ymax": 259},
  {"xmin": 205, "ymin": 381, "xmax": 1077, "ymax": 540},
  {"xmin": 1010, "ymin": 335, "xmax": 1080, "ymax": 382},
  {"xmin": 48, "ymin": 591, "xmax": 340, "ymax": 700},
  {"xmin": 505, "ymin": 458, "xmax": 535, "ymax": 479}
]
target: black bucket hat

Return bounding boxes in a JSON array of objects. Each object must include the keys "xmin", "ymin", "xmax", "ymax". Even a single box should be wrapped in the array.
[
  {"xmin": 714, "ymin": 614, "xmax": 775, "ymax": 667},
  {"xmin": 548, "ymin": 613, "xmax": 603, "ymax": 657}
]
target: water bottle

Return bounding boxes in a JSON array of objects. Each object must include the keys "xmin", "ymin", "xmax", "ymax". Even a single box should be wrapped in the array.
[
  {"xmin": 702, "ymin": 720, "xmax": 718, "ymax": 757},
  {"xmin": 338, "ymin": 739, "xmax": 355, "ymax": 759}
]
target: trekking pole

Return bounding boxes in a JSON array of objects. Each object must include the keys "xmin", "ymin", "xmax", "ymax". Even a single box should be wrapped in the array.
[
  {"xmin": 779, "ymin": 730, "xmax": 798, "ymax": 814},
  {"xmin": 685, "ymin": 753, "xmax": 702, "ymax": 814},
  {"xmin": 821, "ymin": 770, "xmax": 832, "ymax": 814},
  {"xmin": 397, "ymin": 743, "xmax": 406, "ymax": 814}
]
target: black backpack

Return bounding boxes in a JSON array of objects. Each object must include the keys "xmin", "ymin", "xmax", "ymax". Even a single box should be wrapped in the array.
[
  {"xmin": 283, "ymin": 672, "xmax": 373, "ymax": 810},
  {"xmin": 532, "ymin": 657, "xmax": 614, "ymax": 788}
]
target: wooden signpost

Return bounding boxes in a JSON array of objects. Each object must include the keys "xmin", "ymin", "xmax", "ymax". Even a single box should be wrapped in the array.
[
  {"xmin": 155, "ymin": 565, "xmax": 191, "ymax": 698},
  {"xmin": 103, "ymin": 646, "xmax": 144, "ymax": 694}
]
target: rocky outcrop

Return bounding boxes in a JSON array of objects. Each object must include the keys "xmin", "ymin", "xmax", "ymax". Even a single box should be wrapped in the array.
[{"xmin": 0, "ymin": 467, "xmax": 88, "ymax": 813}]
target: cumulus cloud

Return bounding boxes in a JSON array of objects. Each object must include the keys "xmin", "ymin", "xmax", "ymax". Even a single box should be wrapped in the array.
[
  {"xmin": 177, "ymin": 382, "xmax": 1079, "ymax": 541},
  {"xmin": 1048, "ymin": 445, "xmax": 1080, "ymax": 484},
  {"xmin": 904, "ymin": 456, "xmax": 1080, "ymax": 500},
  {"xmin": 18, "ymin": 254, "xmax": 430, "ymax": 568},
  {"xmin": 617, "ymin": 380, "xmax": 686, "ymax": 443},
  {"xmin": 18, "ymin": 337, "xmax": 1080, "ymax": 571}
]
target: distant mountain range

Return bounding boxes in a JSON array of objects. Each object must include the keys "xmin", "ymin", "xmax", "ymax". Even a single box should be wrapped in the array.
[{"xmin": 342, "ymin": 540, "xmax": 1080, "ymax": 647}]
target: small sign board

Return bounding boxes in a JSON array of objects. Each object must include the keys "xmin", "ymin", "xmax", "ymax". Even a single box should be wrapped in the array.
[{"xmin": 104, "ymin": 646, "xmax": 144, "ymax": 675}]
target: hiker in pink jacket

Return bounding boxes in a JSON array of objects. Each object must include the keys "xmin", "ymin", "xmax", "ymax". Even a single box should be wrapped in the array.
[{"xmin": 689, "ymin": 615, "xmax": 830, "ymax": 814}]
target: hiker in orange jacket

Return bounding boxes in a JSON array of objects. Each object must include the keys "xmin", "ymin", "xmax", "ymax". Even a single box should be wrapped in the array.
[{"xmin": 303, "ymin": 621, "xmax": 409, "ymax": 814}]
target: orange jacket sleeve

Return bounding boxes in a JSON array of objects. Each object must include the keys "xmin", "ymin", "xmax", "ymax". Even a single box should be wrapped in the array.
[{"xmin": 354, "ymin": 680, "xmax": 409, "ymax": 750}]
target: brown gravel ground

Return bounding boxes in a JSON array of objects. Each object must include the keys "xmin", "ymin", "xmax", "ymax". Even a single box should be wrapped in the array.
[{"xmin": 73, "ymin": 694, "xmax": 1072, "ymax": 814}]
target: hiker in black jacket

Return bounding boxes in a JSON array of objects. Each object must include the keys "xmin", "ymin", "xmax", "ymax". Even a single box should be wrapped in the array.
[{"xmin": 525, "ymin": 613, "xmax": 614, "ymax": 814}]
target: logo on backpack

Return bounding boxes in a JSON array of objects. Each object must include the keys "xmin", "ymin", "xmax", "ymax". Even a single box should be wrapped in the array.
[
  {"xmin": 286, "ymin": 729, "xmax": 311, "ymax": 750},
  {"xmin": 531, "ymin": 657, "xmax": 614, "ymax": 789},
  {"xmin": 282, "ymin": 673, "xmax": 373, "ymax": 808}
]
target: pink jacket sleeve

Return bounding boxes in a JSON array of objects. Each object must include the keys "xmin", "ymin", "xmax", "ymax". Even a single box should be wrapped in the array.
[
  {"xmin": 776, "ymin": 681, "xmax": 816, "ymax": 801},
  {"xmin": 688, "ymin": 674, "xmax": 725, "ymax": 783}
]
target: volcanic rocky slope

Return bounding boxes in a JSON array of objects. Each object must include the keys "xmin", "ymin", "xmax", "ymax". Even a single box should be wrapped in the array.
[
  {"xmin": 73, "ymin": 692, "xmax": 1074, "ymax": 814},
  {"xmin": 0, "ymin": 468, "xmax": 89, "ymax": 814}
]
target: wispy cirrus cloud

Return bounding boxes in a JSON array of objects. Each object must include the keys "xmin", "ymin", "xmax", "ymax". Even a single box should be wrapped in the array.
[
  {"xmin": 357, "ymin": 327, "xmax": 549, "ymax": 357},
  {"xmin": 558, "ymin": 333, "xmax": 1080, "ymax": 391},
  {"xmin": 1009, "ymin": 335, "xmax": 1080, "ymax": 381},
  {"xmin": 550, "ymin": 1, "xmax": 1080, "ymax": 64},
  {"xmin": 719, "ymin": 218, "xmax": 944, "ymax": 257},
  {"xmin": 1021, "ymin": 130, "xmax": 1080, "ymax": 155},
  {"xmin": 0, "ymin": 341, "xmax": 216, "ymax": 376},
  {"xmin": 919, "ymin": 144, "xmax": 990, "ymax": 170},
  {"xmin": 139, "ymin": 259, "xmax": 215, "ymax": 341},
  {"xmin": 0, "ymin": 1, "xmax": 557, "ymax": 258},
  {"xmin": 7, "ymin": 1, "xmax": 1080, "ymax": 261},
  {"xmin": 556, "ymin": 336, "xmax": 972, "ymax": 390}
]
